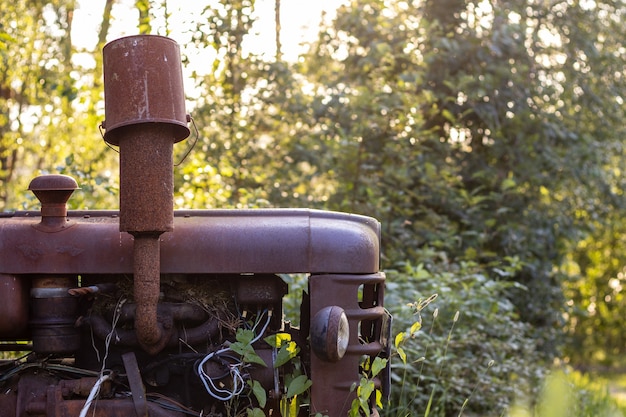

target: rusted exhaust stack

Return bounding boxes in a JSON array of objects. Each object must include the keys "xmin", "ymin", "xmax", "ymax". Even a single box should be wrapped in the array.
[{"xmin": 102, "ymin": 35, "xmax": 189, "ymax": 355}]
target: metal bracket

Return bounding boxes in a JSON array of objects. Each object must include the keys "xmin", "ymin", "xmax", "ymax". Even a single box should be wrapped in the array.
[{"xmin": 122, "ymin": 352, "xmax": 148, "ymax": 417}]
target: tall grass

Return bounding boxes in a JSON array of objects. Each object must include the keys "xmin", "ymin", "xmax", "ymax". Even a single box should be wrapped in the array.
[
  {"xmin": 382, "ymin": 259, "xmax": 547, "ymax": 417},
  {"xmin": 387, "ymin": 297, "xmax": 500, "ymax": 417},
  {"xmin": 388, "ymin": 297, "xmax": 625, "ymax": 417}
]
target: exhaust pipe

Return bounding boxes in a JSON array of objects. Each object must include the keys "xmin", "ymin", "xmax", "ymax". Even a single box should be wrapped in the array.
[{"xmin": 102, "ymin": 35, "xmax": 190, "ymax": 355}]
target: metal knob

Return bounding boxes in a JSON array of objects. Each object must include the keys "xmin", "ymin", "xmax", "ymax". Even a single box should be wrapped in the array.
[{"xmin": 28, "ymin": 174, "xmax": 78, "ymax": 230}]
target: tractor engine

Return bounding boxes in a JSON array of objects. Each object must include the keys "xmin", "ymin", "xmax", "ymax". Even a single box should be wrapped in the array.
[{"xmin": 0, "ymin": 35, "xmax": 390, "ymax": 417}]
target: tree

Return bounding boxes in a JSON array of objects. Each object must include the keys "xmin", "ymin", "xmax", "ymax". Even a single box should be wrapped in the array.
[
  {"xmin": 172, "ymin": 0, "xmax": 330, "ymax": 209},
  {"xmin": 0, "ymin": 0, "xmax": 120, "ymax": 211},
  {"xmin": 301, "ymin": 0, "xmax": 625, "ymax": 358},
  {"xmin": 0, "ymin": 0, "xmax": 77, "ymax": 208}
]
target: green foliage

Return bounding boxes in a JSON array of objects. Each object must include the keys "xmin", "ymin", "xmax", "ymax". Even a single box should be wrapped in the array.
[
  {"xmin": 562, "ymin": 212, "xmax": 626, "ymax": 366},
  {"xmin": 300, "ymin": 0, "xmax": 626, "ymax": 365},
  {"xmin": 350, "ymin": 357, "xmax": 387, "ymax": 417},
  {"xmin": 231, "ymin": 328, "xmax": 268, "ymax": 367},
  {"xmin": 383, "ymin": 253, "xmax": 546, "ymax": 416},
  {"xmin": 286, "ymin": 374, "xmax": 312, "ymax": 399},
  {"xmin": 508, "ymin": 370, "xmax": 624, "ymax": 417},
  {"xmin": 248, "ymin": 379, "xmax": 267, "ymax": 408},
  {"xmin": 230, "ymin": 328, "xmax": 313, "ymax": 416},
  {"xmin": 0, "ymin": 0, "xmax": 119, "ymax": 212},
  {"xmin": 275, "ymin": 342, "xmax": 300, "ymax": 368},
  {"xmin": 176, "ymin": 0, "xmax": 327, "ymax": 209},
  {"xmin": 136, "ymin": 0, "xmax": 152, "ymax": 34},
  {"xmin": 247, "ymin": 407, "xmax": 266, "ymax": 417}
]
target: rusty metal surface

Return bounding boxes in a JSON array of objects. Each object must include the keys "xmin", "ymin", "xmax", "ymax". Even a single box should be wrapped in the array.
[
  {"xmin": 118, "ymin": 126, "xmax": 175, "ymax": 233},
  {"xmin": 0, "ymin": 389, "xmax": 16, "ymax": 417},
  {"xmin": 0, "ymin": 209, "xmax": 380, "ymax": 274},
  {"xmin": 15, "ymin": 372, "xmax": 55, "ymax": 417},
  {"xmin": 11, "ymin": 372, "xmax": 184, "ymax": 417},
  {"xmin": 28, "ymin": 175, "xmax": 78, "ymax": 232},
  {"xmin": 53, "ymin": 399, "xmax": 184, "ymax": 417},
  {"xmin": 133, "ymin": 235, "xmax": 169, "ymax": 355},
  {"xmin": 28, "ymin": 175, "xmax": 78, "ymax": 214},
  {"xmin": 30, "ymin": 277, "xmax": 80, "ymax": 354},
  {"xmin": 59, "ymin": 377, "xmax": 106, "ymax": 398},
  {"xmin": 235, "ymin": 274, "xmax": 288, "ymax": 305},
  {"xmin": 122, "ymin": 352, "xmax": 149, "ymax": 417},
  {"xmin": 78, "ymin": 305, "xmax": 220, "ymax": 349},
  {"xmin": 308, "ymin": 273, "xmax": 386, "ymax": 417},
  {"xmin": 102, "ymin": 35, "xmax": 189, "ymax": 144},
  {"xmin": 0, "ymin": 274, "xmax": 29, "ymax": 339}
]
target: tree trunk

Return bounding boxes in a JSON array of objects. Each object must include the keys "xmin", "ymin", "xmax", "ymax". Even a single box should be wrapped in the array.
[
  {"xmin": 275, "ymin": 0, "xmax": 282, "ymax": 61},
  {"xmin": 98, "ymin": 0, "xmax": 115, "ymax": 48}
]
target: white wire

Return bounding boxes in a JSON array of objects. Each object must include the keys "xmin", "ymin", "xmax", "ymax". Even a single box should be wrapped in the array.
[
  {"xmin": 196, "ymin": 350, "xmax": 245, "ymax": 401},
  {"xmin": 250, "ymin": 308, "xmax": 262, "ymax": 331},
  {"xmin": 250, "ymin": 310, "xmax": 271, "ymax": 345},
  {"xmin": 79, "ymin": 298, "xmax": 125, "ymax": 417},
  {"xmin": 196, "ymin": 309, "xmax": 272, "ymax": 400},
  {"xmin": 78, "ymin": 373, "xmax": 111, "ymax": 417},
  {"xmin": 101, "ymin": 298, "xmax": 126, "ymax": 375}
]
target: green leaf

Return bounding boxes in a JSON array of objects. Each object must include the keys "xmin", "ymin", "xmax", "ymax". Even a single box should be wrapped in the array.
[
  {"xmin": 230, "ymin": 328, "xmax": 267, "ymax": 366},
  {"xmin": 397, "ymin": 346, "xmax": 407, "ymax": 365},
  {"xmin": 244, "ymin": 350, "xmax": 268, "ymax": 367},
  {"xmin": 371, "ymin": 357, "xmax": 387, "ymax": 378},
  {"xmin": 394, "ymin": 331, "xmax": 405, "ymax": 348},
  {"xmin": 410, "ymin": 321, "xmax": 422, "ymax": 335},
  {"xmin": 274, "ymin": 341, "xmax": 300, "ymax": 368},
  {"xmin": 264, "ymin": 332, "xmax": 292, "ymax": 348},
  {"xmin": 248, "ymin": 380, "xmax": 267, "ymax": 408},
  {"xmin": 441, "ymin": 108, "xmax": 455, "ymax": 122},
  {"xmin": 236, "ymin": 328, "xmax": 255, "ymax": 345},
  {"xmin": 349, "ymin": 399, "xmax": 361, "ymax": 417},
  {"xmin": 246, "ymin": 408, "xmax": 266, "ymax": 417},
  {"xmin": 375, "ymin": 389, "xmax": 383, "ymax": 409},
  {"xmin": 358, "ymin": 378, "xmax": 375, "ymax": 401},
  {"xmin": 286, "ymin": 375, "xmax": 312, "ymax": 398},
  {"xmin": 501, "ymin": 177, "xmax": 516, "ymax": 191}
]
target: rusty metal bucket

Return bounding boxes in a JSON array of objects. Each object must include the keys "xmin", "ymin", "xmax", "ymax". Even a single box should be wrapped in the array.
[{"xmin": 102, "ymin": 35, "xmax": 190, "ymax": 145}]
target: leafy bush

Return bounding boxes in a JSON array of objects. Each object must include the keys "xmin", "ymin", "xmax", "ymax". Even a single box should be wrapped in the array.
[{"xmin": 383, "ymin": 249, "xmax": 547, "ymax": 417}]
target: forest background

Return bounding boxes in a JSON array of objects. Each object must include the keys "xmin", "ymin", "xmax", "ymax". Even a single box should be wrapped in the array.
[{"xmin": 1, "ymin": 0, "xmax": 626, "ymax": 415}]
